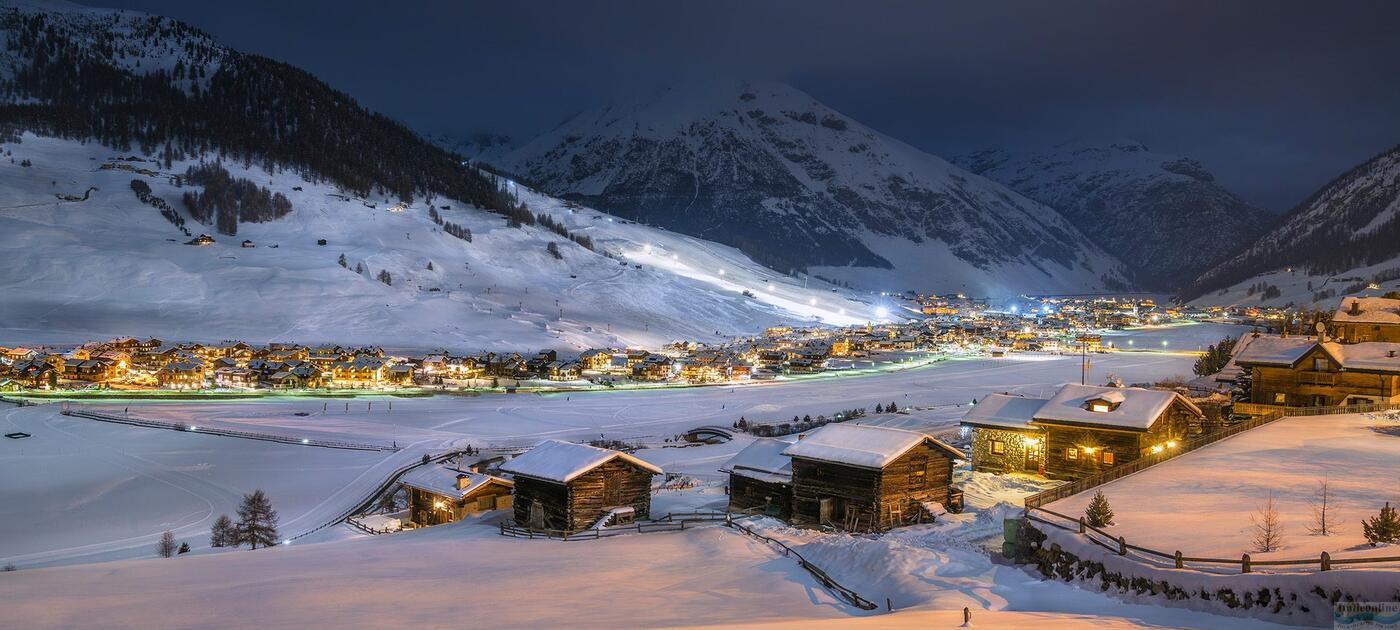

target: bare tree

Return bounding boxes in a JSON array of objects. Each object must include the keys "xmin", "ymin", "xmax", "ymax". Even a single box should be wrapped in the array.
[
  {"xmin": 156, "ymin": 531, "xmax": 178, "ymax": 558},
  {"xmin": 1306, "ymin": 477, "xmax": 1341, "ymax": 535},
  {"xmin": 1251, "ymin": 492, "xmax": 1285, "ymax": 552}
]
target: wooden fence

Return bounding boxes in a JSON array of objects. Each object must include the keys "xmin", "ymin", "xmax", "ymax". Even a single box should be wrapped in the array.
[
  {"xmin": 60, "ymin": 408, "xmax": 398, "ymax": 452},
  {"xmin": 1027, "ymin": 505, "xmax": 1400, "ymax": 574},
  {"xmin": 724, "ymin": 517, "xmax": 881, "ymax": 611},
  {"xmin": 497, "ymin": 511, "xmax": 730, "ymax": 540},
  {"xmin": 1024, "ymin": 401, "xmax": 1400, "ymax": 509}
]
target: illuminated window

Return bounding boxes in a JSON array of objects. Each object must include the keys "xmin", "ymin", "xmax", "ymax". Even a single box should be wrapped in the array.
[
  {"xmin": 1101, "ymin": 451, "xmax": 1115, "ymax": 465},
  {"xmin": 1089, "ymin": 402, "xmax": 1111, "ymax": 413},
  {"xmin": 1273, "ymin": 392, "xmax": 1286, "ymax": 404},
  {"xmin": 991, "ymin": 440, "xmax": 1005, "ymax": 455},
  {"xmin": 1066, "ymin": 448, "xmax": 1078, "ymax": 460}
]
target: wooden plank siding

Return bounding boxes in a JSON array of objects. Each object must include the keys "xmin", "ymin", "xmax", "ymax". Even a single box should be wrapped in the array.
[
  {"xmin": 1038, "ymin": 399, "xmax": 1198, "ymax": 480},
  {"xmin": 789, "ymin": 442, "xmax": 954, "ymax": 531},
  {"xmin": 727, "ymin": 474, "xmax": 793, "ymax": 520},
  {"xmin": 1249, "ymin": 345, "xmax": 1400, "ymax": 408},
  {"xmin": 510, "ymin": 459, "xmax": 655, "ymax": 533}
]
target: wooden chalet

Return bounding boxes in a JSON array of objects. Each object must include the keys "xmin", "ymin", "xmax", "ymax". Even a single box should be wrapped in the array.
[
  {"xmin": 1331, "ymin": 296, "xmax": 1400, "ymax": 343},
  {"xmin": 9, "ymin": 360, "xmax": 56, "ymax": 388},
  {"xmin": 963, "ymin": 384, "xmax": 1204, "ymax": 480},
  {"xmin": 631, "ymin": 354, "xmax": 674, "ymax": 381},
  {"xmin": 782, "ymin": 424, "xmax": 963, "ymax": 531},
  {"xmin": 499, "ymin": 440, "xmax": 662, "ymax": 533},
  {"xmin": 577, "ymin": 349, "xmax": 613, "ymax": 372},
  {"xmin": 156, "ymin": 360, "xmax": 206, "ymax": 389},
  {"xmin": 329, "ymin": 356, "xmax": 386, "ymax": 387},
  {"xmin": 1234, "ymin": 334, "xmax": 1400, "ymax": 408},
  {"xmin": 401, "ymin": 466, "xmax": 514, "ymax": 527},
  {"xmin": 720, "ymin": 438, "xmax": 793, "ymax": 519}
]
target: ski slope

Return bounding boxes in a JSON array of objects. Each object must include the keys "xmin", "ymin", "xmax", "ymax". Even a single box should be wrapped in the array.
[{"xmin": 0, "ymin": 134, "xmax": 888, "ymax": 351}]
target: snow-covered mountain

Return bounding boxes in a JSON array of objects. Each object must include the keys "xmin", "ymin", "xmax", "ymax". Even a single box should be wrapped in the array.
[
  {"xmin": 489, "ymin": 81, "xmax": 1131, "ymax": 297},
  {"xmin": 0, "ymin": 1, "xmax": 891, "ymax": 349},
  {"xmin": 956, "ymin": 140, "xmax": 1273, "ymax": 290},
  {"xmin": 1184, "ymin": 143, "xmax": 1400, "ymax": 307}
]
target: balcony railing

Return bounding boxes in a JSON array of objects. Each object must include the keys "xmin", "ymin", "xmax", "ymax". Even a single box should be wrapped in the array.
[{"xmin": 1296, "ymin": 371, "xmax": 1336, "ymax": 385}]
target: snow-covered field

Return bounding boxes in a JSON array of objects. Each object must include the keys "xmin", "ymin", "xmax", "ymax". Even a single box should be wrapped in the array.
[
  {"xmin": 1048, "ymin": 410, "xmax": 1400, "ymax": 562},
  {"xmin": 0, "ymin": 134, "xmax": 888, "ymax": 351}
]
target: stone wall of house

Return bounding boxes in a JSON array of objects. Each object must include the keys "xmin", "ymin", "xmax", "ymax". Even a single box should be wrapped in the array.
[{"xmin": 971, "ymin": 427, "xmax": 1033, "ymax": 474}]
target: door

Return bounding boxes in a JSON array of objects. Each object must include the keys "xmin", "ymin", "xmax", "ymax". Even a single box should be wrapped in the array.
[
  {"xmin": 819, "ymin": 497, "xmax": 845, "ymax": 525},
  {"xmin": 1024, "ymin": 440, "xmax": 1042, "ymax": 472},
  {"xmin": 528, "ymin": 501, "xmax": 545, "ymax": 529}
]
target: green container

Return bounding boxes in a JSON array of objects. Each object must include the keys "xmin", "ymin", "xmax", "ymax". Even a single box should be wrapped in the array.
[
  {"xmin": 1003, "ymin": 517, "xmax": 1021, "ymax": 543},
  {"xmin": 1002, "ymin": 541, "xmax": 1017, "ymax": 559}
]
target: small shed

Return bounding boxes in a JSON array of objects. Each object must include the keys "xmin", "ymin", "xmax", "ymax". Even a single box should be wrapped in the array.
[
  {"xmin": 783, "ymin": 424, "xmax": 963, "ymax": 531},
  {"xmin": 500, "ymin": 440, "xmax": 662, "ymax": 532},
  {"xmin": 720, "ymin": 438, "xmax": 793, "ymax": 519},
  {"xmin": 400, "ymin": 466, "xmax": 514, "ymax": 527}
]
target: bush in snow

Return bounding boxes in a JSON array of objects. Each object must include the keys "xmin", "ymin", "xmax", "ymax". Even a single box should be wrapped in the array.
[
  {"xmin": 156, "ymin": 531, "xmax": 178, "ymax": 558},
  {"xmin": 1362, "ymin": 502, "xmax": 1400, "ymax": 546},
  {"xmin": 1084, "ymin": 490, "xmax": 1114, "ymax": 527},
  {"xmin": 547, "ymin": 242, "xmax": 563, "ymax": 260}
]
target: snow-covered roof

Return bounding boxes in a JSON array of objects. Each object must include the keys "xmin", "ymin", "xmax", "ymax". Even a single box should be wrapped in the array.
[
  {"xmin": 1332, "ymin": 296, "xmax": 1400, "ymax": 325},
  {"xmin": 781, "ymin": 424, "xmax": 962, "ymax": 469},
  {"xmin": 960, "ymin": 393, "xmax": 1048, "ymax": 430},
  {"xmin": 1230, "ymin": 334, "xmax": 1316, "ymax": 367},
  {"xmin": 399, "ymin": 466, "xmax": 511, "ymax": 499},
  {"xmin": 1319, "ymin": 341, "xmax": 1400, "ymax": 373},
  {"xmin": 499, "ymin": 440, "xmax": 662, "ymax": 483},
  {"xmin": 720, "ymin": 438, "xmax": 793, "ymax": 484},
  {"xmin": 1030, "ymin": 384, "xmax": 1197, "ymax": 431}
]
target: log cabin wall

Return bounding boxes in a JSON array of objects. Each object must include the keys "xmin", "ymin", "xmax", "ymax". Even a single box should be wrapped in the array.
[
  {"xmin": 1042, "ymin": 424, "xmax": 1144, "ymax": 481},
  {"xmin": 1250, "ymin": 347, "xmax": 1400, "ymax": 407},
  {"xmin": 876, "ymin": 442, "xmax": 954, "ymax": 519},
  {"xmin": 564, "ymin": 459, "xmax": 654, "ymax": 532},
  {"xmin": 727, "ymin": 474, "xmax": 793, "ymax": 519},
  {"xmin": 512, "ymin": 476, "xmax": 571, "ymax": 531},
  {"xmin": 789, "ymin": 458, "xmax": 881, "ymax": 527}
]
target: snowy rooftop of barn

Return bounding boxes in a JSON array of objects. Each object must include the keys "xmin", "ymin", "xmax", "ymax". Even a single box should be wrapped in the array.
[
  {"xmin": 720, "ymin": 437, "xmax": 793, "ymax": 484},
  {"xmin": 499, "ymin": 439, "xmax": 662, "ymax": 483},
  {"xmin": 399, "ymin": 466, "xmax": 511, "ymax": 499},
  {"xmin": 1331, "ymin": 296, "xmax": 1400, "ymax": 324},
  {"xmin": 1320, "ymin": 341, "xmax": 1400, "ymax": 373},
  {"xmin": 960, "ymin": 393, "xmax": 1048, "ymax": 429},
  {"xmin": 1031, "ymin": 384, "xmax": 1189, "ymax": 431},
  {"xmin": 782, "ymin": 424, "xmax": 961, "ymax": 469}
]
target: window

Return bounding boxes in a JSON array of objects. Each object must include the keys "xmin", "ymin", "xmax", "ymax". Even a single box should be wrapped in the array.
[
  {"xmin": 1066, "ymin": 448, "xmax": 1078, "ymax": 460},
  {"xmin": 1313, "ymin": 357, "xmax": 1329, "ymax": 372},
  {"xmin": 1089, "ymin": 402, "xmax": 1111, "ymax": 413},
  {"xmin": 991, "ymin": 440, "xmax": 1005, "ymax": 455},
  {"xmin": 1273, "ymin": 392, "xmax": 1287, "ymax": 404},
  {"xmin": 909, "ymin": 455, "xmax": 927, "ymax": 484},
  {"xmin": 1101, "ymin": 451, "xmax": 1115, "ymax": 465}
]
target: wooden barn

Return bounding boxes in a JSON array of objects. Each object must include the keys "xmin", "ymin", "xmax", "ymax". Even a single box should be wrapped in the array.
[
  {"xmin": 400, "ymin": 466, "xmax": 514, "ymax": 527},
  {"xmin": 782, "ymin": 425, "xmax": 963, "ymax": 531},
  {"xmin": 499, "ymin": 440, "xmax": 662, "ymax": 533},
  {"xmin": 1029, "ymin": 384, "xmax": 1202, "ymax": 480},
  {"xmin": 1330, "ymin": 296, "xmax": 1400, "ymax": 343},
  {"xmin": 959, "ymin": 393, "xmax": 1047, "ymax": 474},
  {"xmin": 720, "ymin": 438, "xmax": 793, "ymax": 519}
]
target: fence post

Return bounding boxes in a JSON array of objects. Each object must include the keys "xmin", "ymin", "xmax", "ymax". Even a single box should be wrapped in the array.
[
  {"xmin": 1117, "ymin": 536, "xmax": 1127, "ymax": 556},
  {"xmin": 1241, "ymin": 553, "xmax": 1250, "ymax": 573},
  {"xmin": 1078, "ymin": 517, "xmax": 1086, "ymax": 534},
  {"xmin": 1320, "ymin": 551, "xmax": 1330, "ymax": 571},
  {"xmin": 1174, "ymin": 551, "xmax": 1183, "ymax": 569},
  {"xmin": 886, "ymin": 598, "xmax": 892, "ymax": 612}
]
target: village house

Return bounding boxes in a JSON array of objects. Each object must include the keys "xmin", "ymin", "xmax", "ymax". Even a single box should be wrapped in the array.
[
  {"xmin": 329, "ymin": 356, "xmax": 387, "ymax": 388},
  {"xmin": 156, "ymin": 360, "xmax": 206, "ymax": 389},
  {"xmin": 720, "ymin": 438, "xmax": 793, "ymax": 519},
  {"xmin": 962, "ymin": 384, "xmax": 1204, "ymax": 480},
  {"xmin": 1330, "ymin": 296, "xmax": 1400, "ymax": 343},
  {"xmin": 9, "ymin": 360, "xmax": 57, "ymax": 388},
  {"xmin": 1234, "ymin": 333, "xmax": 1400, "ymax": 408},
  {"xmin": 544, "ymin": 360, "xmax": 581, "ymax": 381},
  {"xmin": 631, "ymin": 354, "xmax": 674, "ymax": 381},
  {"xmin": 500, "ymin": 440, "xmax": 662, "ymax": 533},
  {"xmin": 213, "ymin": 367, "xmax": 259, "ymax": 389},
  {"xmin": 783, "ymin": 424, "xmax": 963, "ymax": 531},
  {"xmin": 401, "ymin": 465, "xmax": 514, "ymax": 527},
  {"xmin": 577, "ymin": 349, "xmax": 613, "ymax": 372},
  {"xmin": 61, "ymin": 357, "xmax": 119, "ymax": 382}
]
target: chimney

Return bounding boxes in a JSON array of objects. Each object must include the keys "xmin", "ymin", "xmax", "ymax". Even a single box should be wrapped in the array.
[
  {"xmin": 1389, "ymin": 350, "xmax": 1396, "ymax": 359},
  {"xmin": 468, "ymin": 462, "xmax": 483, "ymax": 474},
  {"xmin": 1351, "ymin": 300, "xmax": 1362, "ymax": 316},
  {"xmin": 456, "ymin": 473, "xmax": 471, "ymax": 490}
]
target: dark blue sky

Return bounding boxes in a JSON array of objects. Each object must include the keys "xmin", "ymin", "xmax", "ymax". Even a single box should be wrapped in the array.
[{"xmin": 93, "ymin": 0, "xmax": 1400, "ymax": 212}]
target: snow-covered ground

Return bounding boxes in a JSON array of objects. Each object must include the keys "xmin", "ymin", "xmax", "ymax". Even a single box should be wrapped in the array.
[
  {"xmin": 1047, "ymin": 410, "xmax": 1400, "ymax": 563},
  {"xmin": 0, "ymin": 134, "xmax": 888, "ymax": 351},
  {"xmin": 1189, "ymin": 261, "xmax": 1400, "ymax": 311}
]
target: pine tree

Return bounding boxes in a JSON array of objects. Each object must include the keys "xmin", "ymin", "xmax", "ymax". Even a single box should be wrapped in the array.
[
  {"xmin": 888, "ymin": 401, "xmax": 898, "ymax": 413},
  {"xmin": 178, "ymin": 542, "xmax": 190, "ymax": 554},
  {"xmin": 354, "ymin": 261, "xmax": 364, "ymax": 274},
  {"xmin": 156, "ymin": 530, "xmax": 177, "ymax": 558},
  {"xmin": 546, "ymin": 241, "xmax": 562, "ymax": 260},
  {"xmin": 1251, "ymin": 492, "xmax": 1285, "ymax": 552},
  {"xmin": 337, "ymin": 253, "xmax": 347, "ymax": 268},
  {"xmin": 236, "ymin": 490, "xmax": 280, "ymax": 550},
  {"xmin": 426, "ymin": 260, "xmax": 434, "ymax": 271},
  {"xmin": 1084, "ymin": 490, "xmax": 1114, "ymax": 527},
  {"xmin": 1363, "ymin": 502, "xmax": 1400, "ymax": 546},
  {"xmin": 210, "ymin": 514, "xmax": 236, "ymax": 547},
  {"xmin": 377, "ymin": 269, "xmax": 392, "ymax": 285},
  {"xmin": 875, "ymin": 403, "xmax": 884, "ymax": 413}
]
